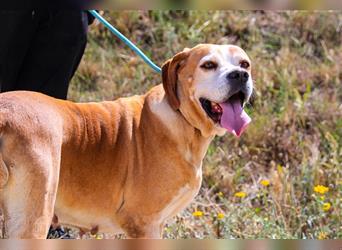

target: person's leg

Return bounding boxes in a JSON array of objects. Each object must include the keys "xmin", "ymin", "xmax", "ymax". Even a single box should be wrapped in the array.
[
  {"xmin": 0, "ymin": 11, "xmax": 38, "ymax": 92},
  {"xmin": 15, "ymin": 10, "xmax": 89, "ymax": 99}
]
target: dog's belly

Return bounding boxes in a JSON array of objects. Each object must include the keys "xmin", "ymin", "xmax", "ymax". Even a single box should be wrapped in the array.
[{"xmin": 54, "ymin": 202, "xmax": 124, "ymax": 234}]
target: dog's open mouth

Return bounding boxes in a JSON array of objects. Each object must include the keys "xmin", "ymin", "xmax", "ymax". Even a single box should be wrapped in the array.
[{"xmin": 200, "ymin": 92, "xmax": 251, "ymax": 137}]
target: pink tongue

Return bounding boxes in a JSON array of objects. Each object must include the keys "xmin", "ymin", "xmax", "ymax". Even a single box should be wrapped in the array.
[{"xmin": 220, "ymin": 99, "xmax": 251, "ymax": 137}]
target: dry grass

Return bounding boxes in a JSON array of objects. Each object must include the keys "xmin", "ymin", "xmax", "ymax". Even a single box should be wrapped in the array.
[{"xmin": 55, "ymin": 10, "xmax": 342, "ymax": 239}]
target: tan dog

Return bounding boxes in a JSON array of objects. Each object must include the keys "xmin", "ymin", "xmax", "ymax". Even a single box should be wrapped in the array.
[{"xmin": 0, "ymin": 44, "xmax": 253, "ymax": 239}]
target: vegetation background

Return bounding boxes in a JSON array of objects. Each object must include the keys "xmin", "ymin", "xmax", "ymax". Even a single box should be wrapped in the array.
[{"xmin": 53, "ymin": 10, "xmax": 341, "ymax": 239}]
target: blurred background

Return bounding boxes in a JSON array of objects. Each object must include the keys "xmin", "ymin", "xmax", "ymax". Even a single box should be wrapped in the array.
[{"xmin": 61, "ymin": 11, "xmax": 341, "ymax": 239}]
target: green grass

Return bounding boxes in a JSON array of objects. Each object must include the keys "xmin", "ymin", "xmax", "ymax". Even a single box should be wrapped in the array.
[{"xmin": 64, "ymin": 11, "xmax": 342, "ymax": 239}]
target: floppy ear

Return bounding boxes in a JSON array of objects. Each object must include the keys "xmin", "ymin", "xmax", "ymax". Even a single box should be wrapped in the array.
[{"xmin": 162, "ymin": 51, "xmax": 189, "ymax": 110}]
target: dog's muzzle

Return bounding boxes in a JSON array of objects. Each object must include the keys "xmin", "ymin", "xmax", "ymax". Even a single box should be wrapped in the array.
[{"xmin": 225, "ymin": 70, "xmax": 250, "ymax": 103}]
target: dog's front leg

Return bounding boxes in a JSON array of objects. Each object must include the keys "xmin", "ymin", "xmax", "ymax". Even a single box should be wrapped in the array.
[
  {"xmin": 125, "ymin": 223, "xmax": 163, "ymax": 239},
  {"xmin": 139, "ymin": 223, "xmax": 163, "ymax": 239},
  {"xmin": 117, "ymin": 212, "xmax": 163, "ymax": 239}
]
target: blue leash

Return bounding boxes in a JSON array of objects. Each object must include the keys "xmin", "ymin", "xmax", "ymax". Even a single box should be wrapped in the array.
[{"xmin": 88, "ymin": 10, "xmax": 162, "ymax": 74}]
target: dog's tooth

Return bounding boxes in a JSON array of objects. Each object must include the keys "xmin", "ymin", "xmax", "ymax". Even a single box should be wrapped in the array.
[{"xmin": 211, "ymin": 102, "xmax": 222, "ymax": 113}]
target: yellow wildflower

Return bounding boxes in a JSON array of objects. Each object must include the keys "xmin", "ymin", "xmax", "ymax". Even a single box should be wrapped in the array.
[
  {"xmin": 234, "ymin": 191, "xmax": 247, "ymax": 198},
  {"xmin": 277, "ymin": 164, "xmax": 283, "ymax": 174},
  {"xmin": 217, "ymin": 192, "xmax": 224, "ymax": 197},
  {"xmin": 314, "ymin": 185, "xmax": 329, "ymax": 194},
  {"xmin": 260, "ymin": 180, "xmax": 270, "ymax": 187},
  {"xmin": 318, "ymin": 231, "xmax": 328, "ymax": 240},
  {"xmin": 96, "ymin": 234, "xmax": 103, "ymax": 240},
  {"xmin": 192, "ymin": 210, "xmax": 203, "ymax": 217},
  {"xmin": 323, "ymin": 202, "xmax": 331, "ymax": 211},
  {"xmin": 217, "ymin": 213, "xmax": 225, "ymax": 220}
]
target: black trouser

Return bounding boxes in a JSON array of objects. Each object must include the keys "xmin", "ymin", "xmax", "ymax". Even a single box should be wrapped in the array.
[{"xmin": 0, "ymin": 10, "xmax": 90, "ymax": 100}]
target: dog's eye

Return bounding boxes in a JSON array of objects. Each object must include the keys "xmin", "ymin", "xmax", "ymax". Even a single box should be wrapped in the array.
[
  {"xmin": 200, "ymin": 61, "xmax": 217, "ymax": 70},
  {"xmin": 240, "ymin": 60, "xmax": 250, "ymax": 69}
]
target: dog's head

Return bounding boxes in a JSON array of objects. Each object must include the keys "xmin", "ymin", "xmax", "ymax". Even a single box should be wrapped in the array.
[{"xmin": 162, "ymin": 44, "xmax": 253, "ymax": 137}]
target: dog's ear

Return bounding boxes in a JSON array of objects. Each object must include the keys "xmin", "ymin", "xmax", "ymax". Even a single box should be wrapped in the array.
[{"xmin": 162, "ymin": 51, "xmax": 189, "ymax": 110}]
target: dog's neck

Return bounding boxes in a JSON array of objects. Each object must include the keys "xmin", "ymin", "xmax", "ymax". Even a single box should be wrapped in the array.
[{"xmin": 146, "ymin": 85, "xmax": 214, "ymax": 169}]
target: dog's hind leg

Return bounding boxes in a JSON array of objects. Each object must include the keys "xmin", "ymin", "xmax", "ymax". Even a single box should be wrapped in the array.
[
  {"xmin": 1, "ymin": 138, "xmax": 61, "ymax": 239},
  {"xmin": 0, "ymin": 154, "xmax": 9, "ymax": 238},
  {"xmin": 0, "ymin": 154, "xmax": 9, "ymax": 189}
]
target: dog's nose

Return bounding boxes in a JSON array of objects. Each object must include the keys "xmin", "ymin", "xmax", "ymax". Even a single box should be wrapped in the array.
[{"xmin": 227, "ymin": 70, "xmax": 249, "ymax": 84}]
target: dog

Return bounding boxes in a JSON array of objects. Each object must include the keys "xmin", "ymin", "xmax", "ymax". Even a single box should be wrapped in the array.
[{"xmin": 0, "ymin": 44, "xmax": 253, "ymax": 238}]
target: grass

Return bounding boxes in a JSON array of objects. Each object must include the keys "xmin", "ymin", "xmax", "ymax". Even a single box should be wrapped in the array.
[{"xmin": 61, "ymin": 10, "xmax": 342, "ymax": 239}]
